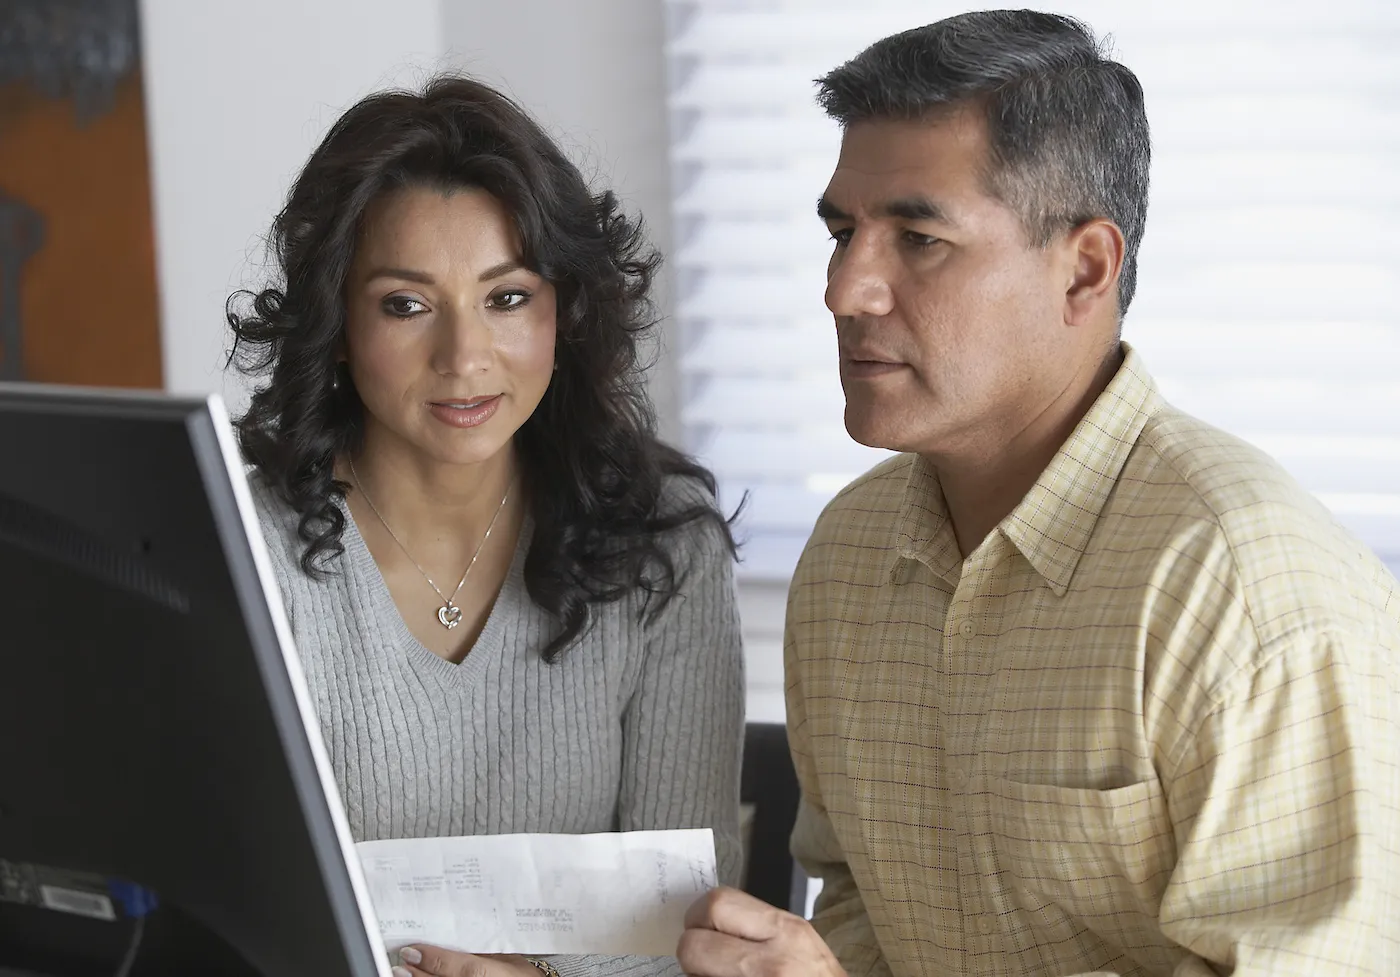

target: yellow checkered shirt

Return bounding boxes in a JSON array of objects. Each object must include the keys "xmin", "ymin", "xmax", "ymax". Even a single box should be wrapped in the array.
[{"xmin": 785, "ymin": 345, "xmax": 1400, "ymax": 976}]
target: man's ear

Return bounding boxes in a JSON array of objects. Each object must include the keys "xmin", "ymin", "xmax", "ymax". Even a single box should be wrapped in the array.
[{"xmin": 1062, "ymin": 218, "xmax": 1125, "ymax": 327}]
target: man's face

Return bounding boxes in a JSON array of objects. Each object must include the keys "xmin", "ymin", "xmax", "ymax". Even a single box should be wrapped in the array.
[{"xmin": 820, "ymin": 109, "xmax": 1076, "ymax": 456}]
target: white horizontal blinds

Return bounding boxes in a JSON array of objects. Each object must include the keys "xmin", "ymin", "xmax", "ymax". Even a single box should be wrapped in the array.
[{"xmin": 665, "ymin": 0, "xmax": 1400, "ymax": 581}]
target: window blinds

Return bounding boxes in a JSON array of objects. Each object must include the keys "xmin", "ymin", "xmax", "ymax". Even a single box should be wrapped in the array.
[{"xmin": 664, "ymin": 0, "xmax": 1400, "ymax": 582}]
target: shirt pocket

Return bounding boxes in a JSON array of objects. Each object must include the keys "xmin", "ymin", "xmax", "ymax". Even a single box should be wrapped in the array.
[{"xmin": 985, "ymin": 776, "xmax": 1176, "ymax": 943}]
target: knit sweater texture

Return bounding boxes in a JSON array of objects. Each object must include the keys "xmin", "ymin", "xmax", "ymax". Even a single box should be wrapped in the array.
[{"xmin": 250, "ymin": 475, "xmax": 745, "ymax": 977}]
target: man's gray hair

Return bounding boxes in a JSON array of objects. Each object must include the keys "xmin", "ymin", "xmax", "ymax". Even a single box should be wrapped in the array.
[{"xmin": 818, "ymin": 9, "xmax": 1151, "ymax": 315}]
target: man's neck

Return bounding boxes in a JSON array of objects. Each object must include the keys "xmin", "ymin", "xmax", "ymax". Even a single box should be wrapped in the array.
[{"xmin": 933, "ymin": 344, "xmax": 1123, "ymax": 559}]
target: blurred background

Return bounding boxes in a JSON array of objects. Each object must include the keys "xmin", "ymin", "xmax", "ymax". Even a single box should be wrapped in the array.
[{"xmin": 2, "ymin": 0, "xmax": 1397, "ymax": 721}]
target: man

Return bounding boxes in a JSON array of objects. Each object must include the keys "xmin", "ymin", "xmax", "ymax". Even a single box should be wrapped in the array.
[{"xmin": 678, "ymin": 9, "xmax": 1400, "ymax": 977}]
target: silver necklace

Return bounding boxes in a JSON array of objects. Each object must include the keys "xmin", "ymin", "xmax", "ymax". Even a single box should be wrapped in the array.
[{"xmin": 348, "ymin": 458, "xmax": 514, "ymax": 630}]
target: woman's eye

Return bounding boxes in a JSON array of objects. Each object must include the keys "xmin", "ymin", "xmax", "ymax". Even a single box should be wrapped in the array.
[
  {"xmin": 383, "ymin": 295, "xmax": 428, "ymax": 318},
  {"xmin": 489, "ymin": 290, "xmax": 530, "ymax": 310}
]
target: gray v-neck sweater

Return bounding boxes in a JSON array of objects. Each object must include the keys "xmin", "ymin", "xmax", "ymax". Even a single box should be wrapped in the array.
[{"xmin": 249, "ymin": 475, "xmax": 745, "ymax": 977}]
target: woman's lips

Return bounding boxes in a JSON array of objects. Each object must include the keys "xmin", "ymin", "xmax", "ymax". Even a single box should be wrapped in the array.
[{"xmin": 427, "ymin": 394, "xmax": 502, "ymax": 428}]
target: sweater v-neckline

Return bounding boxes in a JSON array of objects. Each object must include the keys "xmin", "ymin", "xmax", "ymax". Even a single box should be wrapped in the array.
[{"xmin": 337, "ymin": 498, "xmax": 532, "ymax": 685}]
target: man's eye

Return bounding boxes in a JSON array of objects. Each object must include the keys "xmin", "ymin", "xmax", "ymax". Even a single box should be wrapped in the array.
[
  {"xmin": 829, "ymin": 228, "xmax": 854, "ymax": 247},
  {"xmin": 904, "ymin": 231, "xmax": 940, "ymax": 248}
]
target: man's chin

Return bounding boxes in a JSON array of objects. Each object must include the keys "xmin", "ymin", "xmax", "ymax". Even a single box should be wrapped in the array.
[{"xmin": 843, "ymin": 408, "xmax": 921, "ymax": 454}]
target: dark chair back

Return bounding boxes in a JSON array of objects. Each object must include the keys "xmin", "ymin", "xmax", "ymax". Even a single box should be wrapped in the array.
[{"xmin": 739, "ymin": 722, "xmax": 807, "ymax": 914}]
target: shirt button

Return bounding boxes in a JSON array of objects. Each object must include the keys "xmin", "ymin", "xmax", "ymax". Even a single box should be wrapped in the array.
[
  {"xmin": 958, "ymin": 620, "xmax": 975, "ymax": 637},
  {"xmin": 949, "ymin": 768, "xmax": 967, "ymax": 789},
  {"xmin": 978, "ymin": 916, "xmax": 995, "ymax": 935}
]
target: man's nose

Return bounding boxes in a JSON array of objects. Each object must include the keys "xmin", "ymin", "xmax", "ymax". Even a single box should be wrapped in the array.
[{"xmin": 825, "ymin": 234, "xmax": 895, "ymax": 319}]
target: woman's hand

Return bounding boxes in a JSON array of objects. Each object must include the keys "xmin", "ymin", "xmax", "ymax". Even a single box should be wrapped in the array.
[{"xmin": 392, "ymin": 945, "xmax": 540, "ymax": 977}]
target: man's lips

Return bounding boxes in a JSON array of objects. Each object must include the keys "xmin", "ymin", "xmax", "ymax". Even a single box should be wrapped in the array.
[{"xmin": 841, "ymin": 355, "xmax": 907, "ymax": 378}]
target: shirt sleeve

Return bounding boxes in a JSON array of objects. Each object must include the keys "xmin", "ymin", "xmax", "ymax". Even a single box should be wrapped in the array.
[
  {"xmin": 786, "ymin": 615, "xmax": 894, "ymax": 977},
  {"xmin": 1152, "ymin": 632, "xmax": 1397, "ymax": 974},
  {"xmin": 552, "ymin": 513, "xmax": 746, "ymax": 977},
  {"xmin": 790, "ymin": 798, "xmax": 894, "ymax": 977}
]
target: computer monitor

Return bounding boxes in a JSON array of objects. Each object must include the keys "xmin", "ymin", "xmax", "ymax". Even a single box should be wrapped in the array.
[{"xmin": 0, "ymin": 383, "xmax": 391, "ymax": 977}]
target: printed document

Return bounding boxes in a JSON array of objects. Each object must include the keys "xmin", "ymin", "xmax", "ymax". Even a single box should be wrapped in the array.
[{"xmin": 356, "ymin": 828, "xmax": 717, "ymax": 957}]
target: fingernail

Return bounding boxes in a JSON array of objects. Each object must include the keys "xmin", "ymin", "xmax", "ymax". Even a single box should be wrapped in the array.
[
  {"xmin": 400, "ymin": 947, "xmax": 423, "ymax": 965},
  {"xmin": 391, "ymin": 968, "xmax": 412, "ymax": 977}
]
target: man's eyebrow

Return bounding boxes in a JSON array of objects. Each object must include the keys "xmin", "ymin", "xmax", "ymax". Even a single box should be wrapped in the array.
[
  {"xmin": 816, "ymin": 196, "xmax": 850, "ymax": 222},
  {"xmin": 816, "ymin": 195, "xmax": 958, "ymax": 227},
  {"xmin": 880, "ymin": 196, "xmax": 955, "ymax": 226}
]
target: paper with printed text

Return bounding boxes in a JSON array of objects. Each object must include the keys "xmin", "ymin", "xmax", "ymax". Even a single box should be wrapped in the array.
[{"xmin": 355, "ymin": 829, "xmax": 717, "ymax": 957}]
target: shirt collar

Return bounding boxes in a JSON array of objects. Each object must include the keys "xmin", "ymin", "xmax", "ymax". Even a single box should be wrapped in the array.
[
  {"xmin": 890, "ymin": 451, "xmax": 962, "ymax": 586},
  {"xmin": 889, "ymin": 343, "xmax": 1161, "ymax": 595}
]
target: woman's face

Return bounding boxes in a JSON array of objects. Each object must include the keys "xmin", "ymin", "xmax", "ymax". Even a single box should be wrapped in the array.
[{"xmin": 342, "ymin": 185, "xmax": 557, "ymax": 469}]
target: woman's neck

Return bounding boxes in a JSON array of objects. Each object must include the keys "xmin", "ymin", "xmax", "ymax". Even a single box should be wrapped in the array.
[{"xmin": 340, "ymin": 430, "xmax": 521, "ymax": 558}]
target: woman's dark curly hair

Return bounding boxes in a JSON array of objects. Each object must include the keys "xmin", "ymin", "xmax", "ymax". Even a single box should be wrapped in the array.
[{"xmin": 228, "ymin": 75, "xmax": 737, "ymax": 661}]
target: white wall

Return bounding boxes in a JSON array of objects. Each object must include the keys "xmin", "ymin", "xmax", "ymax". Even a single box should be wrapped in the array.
[
  {"xmin": 138, "ymin": 0, "xmax": 445, "ymax": 415},
  {"xmin": 441, "ymin": 0, "xmax": 681, "ymax": 444}
]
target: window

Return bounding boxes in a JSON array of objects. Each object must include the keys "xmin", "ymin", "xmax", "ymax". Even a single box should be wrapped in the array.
[{"xmin": 664, "ymin": 0, "xmax": 1400, "ymax": 593}]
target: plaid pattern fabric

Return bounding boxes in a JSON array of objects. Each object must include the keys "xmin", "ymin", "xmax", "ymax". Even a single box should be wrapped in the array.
[{"xmin": 785, "ymin": 345, "xmax": 1400, "ymax": 976}]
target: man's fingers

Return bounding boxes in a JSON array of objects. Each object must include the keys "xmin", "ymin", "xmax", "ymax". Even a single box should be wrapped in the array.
[
  {"xmin": 683, "ymin": 888, "xmax": 725, "ymax": 929},
  {"xmin": 680, "ymin": 892, "xmax": 846, "ymax": 977},
  {"xmin": 676, "ymin": 926, "xmax": 757, "ymax": 977},
  {"xmin": 678, "ymin": 920, "xmax": 840, "ymax": 977},
  {"xmin": 685, "ymin": 886, "xmax": 788, "ymax": 941}
]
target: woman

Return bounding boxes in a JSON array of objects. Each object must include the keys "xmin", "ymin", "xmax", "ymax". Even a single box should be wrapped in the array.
[{"xmin": 229, "ymin": 76, "xmax": 744, "ymax": 977}]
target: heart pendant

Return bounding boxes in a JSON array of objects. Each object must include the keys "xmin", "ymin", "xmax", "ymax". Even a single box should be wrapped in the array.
[{"xmin": 437, "ymin": 604, "xmax": 463, "ymax": 629}]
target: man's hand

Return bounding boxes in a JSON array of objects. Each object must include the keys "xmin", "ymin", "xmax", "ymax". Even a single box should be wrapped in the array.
[
  {"xmin": 677, "ymin": 887, "xmax": 847, "ymax": 977},
  {"xmin": 391, "ymin": 945, "xmax": 538, "ymax": 977}
]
